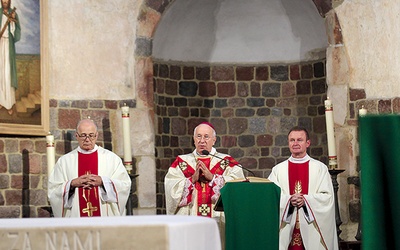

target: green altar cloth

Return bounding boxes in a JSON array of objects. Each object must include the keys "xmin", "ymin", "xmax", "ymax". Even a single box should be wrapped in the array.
[
  {"xmin": 359, "ymin": 114, "xmax": 400, "ymax": 250},
  {"xmin": 217, "ymin": 181, "xmax": 280, "ymax": 250}
]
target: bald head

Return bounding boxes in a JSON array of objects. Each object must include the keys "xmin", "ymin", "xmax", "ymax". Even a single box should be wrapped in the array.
[
  {"xmin": 76, "ymin": 118, "xmax": 97, "ymax": 131},
  {"xmin": 76, "ymin": 119, "xmax": 98, "ymax": 151}
]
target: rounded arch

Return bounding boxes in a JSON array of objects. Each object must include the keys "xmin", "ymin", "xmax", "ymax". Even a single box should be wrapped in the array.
[
  {"xmin": 152, "ymin": 0, "xmax": 328, "ymax": 63},
  {"xmin": 133, "ymin": 0, "xmax": 343, "ymax": 109},
  {"xmin": 134, "ymin": 0, "xmax": 347, "ymax": 219}
]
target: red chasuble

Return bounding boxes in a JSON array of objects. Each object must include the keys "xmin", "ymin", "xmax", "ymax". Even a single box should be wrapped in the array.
[
  {"xmin": 78, "ymin": 151, "xmax": 101, "ymax": 217},
  {"xmin": 172, "ymin": 155, "xmax": 230, "ymax": 217},
  {"xmin": 288, "ymin": 160, "xmax": 309, "ymax": 250}
]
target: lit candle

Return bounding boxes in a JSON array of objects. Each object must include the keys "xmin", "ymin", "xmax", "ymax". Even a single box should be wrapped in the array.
[
  {"xmin": 324, "ymin": 98, "xmax": 337, "ymax": 169},
  {"xmin": 121, "ymin": 104, "xmax": 132, "ymax": 173},
  {"xmin": 359, "ymin": 105, "xmax": 367, "ymax": 116},
  {"xmin": 46, "ymin": 132, "xmax": 55, "ymax": 177}
]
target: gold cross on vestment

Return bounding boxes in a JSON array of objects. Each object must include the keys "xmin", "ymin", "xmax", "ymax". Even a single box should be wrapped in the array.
[{"xmin": 82, "ymin": 202, "xmax": 98, "ymax": 217}]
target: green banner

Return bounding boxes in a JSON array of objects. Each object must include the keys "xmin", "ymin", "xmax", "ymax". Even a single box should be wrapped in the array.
[{"xmin": 360, "ymin": 114, "xmax": 400, "ymax": 250}]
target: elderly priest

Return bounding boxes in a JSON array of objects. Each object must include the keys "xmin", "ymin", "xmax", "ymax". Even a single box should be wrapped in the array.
[
  {"xmin": 48, "ymin": 118, "xmax": 131, "ymax": 217},
  {"xmin": 164, "ymin": 122, "xmax": 245, "ymax": 218}
]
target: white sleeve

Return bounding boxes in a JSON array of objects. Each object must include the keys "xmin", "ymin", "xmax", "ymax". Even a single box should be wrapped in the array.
[
  {"xmin": 99, "ymin": 176, "xmax": 118, "ymax": 203},
  {"xmin": 63, "ymin": 180, "xmax": 74, "ymax": 208}
]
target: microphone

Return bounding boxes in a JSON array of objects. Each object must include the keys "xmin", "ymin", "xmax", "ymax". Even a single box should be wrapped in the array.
[{"xmin": 201, "ymin": 150, "xmax": 255, "ymax": 176}]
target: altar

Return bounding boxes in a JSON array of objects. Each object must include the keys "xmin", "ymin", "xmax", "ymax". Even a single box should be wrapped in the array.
[{"xmin": 0, "ymin": 215, "xmax": 221, "ymax": 250}]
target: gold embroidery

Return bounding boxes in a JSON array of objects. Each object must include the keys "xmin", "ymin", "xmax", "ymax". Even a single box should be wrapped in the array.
[
  {"xmin": 294, "ymin": 180, "xmax": 302, "ymax": 194},
  {"xmin": 290, "ymin": 181, "xmax": 303, "ymax": 247},
  {"xmin": 291, "ymin": 232, "xmax": 303, "ymax": 246},
  {"xmin": 220, "ymin": 159, "xmax": 229, "ymax": 170},
  {"xmin": 82, "ymin": 202, "xmax": 98, "ymax": 217},
  {"xmin": 81, "ymin": 171, "xmax": 98, "ymax": 216},
  {"xmin": 201, "ymin": 182, "xmax": 206, "ymax": 192},
  {"xmin": 178, "ymin": 162, "xmax": 188, "ymax": 171},
  {"xmin": 290, "ymin": 213, "xmax": 303, "ymax": 246}
]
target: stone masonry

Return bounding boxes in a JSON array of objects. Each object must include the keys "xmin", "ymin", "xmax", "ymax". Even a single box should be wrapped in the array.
[{"xmin": 153, "ymin": 60, "xmax": 329, "ymax": 214}]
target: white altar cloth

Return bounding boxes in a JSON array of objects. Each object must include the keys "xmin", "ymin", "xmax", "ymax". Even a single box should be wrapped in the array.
[{"xmin": 0, "ymin": 215, "xmax": 222, "ymax": 250}]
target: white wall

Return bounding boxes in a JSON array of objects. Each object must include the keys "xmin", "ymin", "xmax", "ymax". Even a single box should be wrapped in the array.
[
  {"xmin": 336, "ymin": 0, "xmax": 400, "ymax": 98},
  {"xmin": 48, "ymin": 0, "xmax": 140, "ymax": 100},
  {"xmin": 153, "ymin": 0, "xmax": 327, "ymax": 63}
]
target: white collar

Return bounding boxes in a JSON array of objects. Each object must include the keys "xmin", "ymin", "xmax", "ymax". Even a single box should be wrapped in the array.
[
  {"xmin": 289, "ymin": 154, "xmax": 311, "ymax": 163},
  {"xmin": 77, "ymin": 144, "xmax": 98, "ymax": 154},
  {"xmin": 193, "ymin": 147, "xmax": 216, "ymax": 157}
]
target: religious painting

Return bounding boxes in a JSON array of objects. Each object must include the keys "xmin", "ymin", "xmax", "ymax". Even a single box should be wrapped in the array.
[{"xmin": 0, "ymin": 0, "xmax": 49, "ymax": 136}]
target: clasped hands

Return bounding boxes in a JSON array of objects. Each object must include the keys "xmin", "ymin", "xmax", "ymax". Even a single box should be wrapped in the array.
[
  {"xmin": 71, "ymin": 174, "xmax": 103, "ymax": 189},
  {"xmin": 290, "ymin": 193, "xmax": 305, "ymax": 208},
  {"xmin": 192, "ymin": 161, "xmax": 213, "ymax": 184}
]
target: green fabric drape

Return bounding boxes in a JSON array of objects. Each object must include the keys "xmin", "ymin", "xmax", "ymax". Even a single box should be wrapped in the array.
[
  {"xmin": 360, "ymin": 114, "xmax": 400, "ymax": 250},
  {"xmin": 218, "ymin": 182, "xmax": 280, "ymax": 250}
]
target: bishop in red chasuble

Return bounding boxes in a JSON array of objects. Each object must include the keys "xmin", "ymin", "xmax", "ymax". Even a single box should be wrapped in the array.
[
  {"xmin": 268, "ymin": 126, "xmax": 338, "ymax": 250},
  {"xmin": 165, "ymin": 122, "xmax": 245, "ymax": 219},
  {"xmin": 48, "ymin": 119, "xmax": 131, "ymax": 217}
]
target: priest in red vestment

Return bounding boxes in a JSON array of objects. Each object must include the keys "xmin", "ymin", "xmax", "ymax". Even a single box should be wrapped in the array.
[
  {"xmin": 48, "ymin": 118, "xmax": 131, "ymax": 217},
  {"xmin": 268, "ymin": 126, "xmax": 338, "ymax": 250},
  {"xmin": 164, "ymin": 122, "xmax": 245, "ymax": 219}
]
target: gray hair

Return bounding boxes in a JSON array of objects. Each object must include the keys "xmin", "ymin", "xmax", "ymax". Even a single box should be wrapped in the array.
[
  {"xmin": 76, "ymin": 118, "xmax": 98, "ymax": 132},
  {"xmin": 193, "ymin": 124, "xmax": 216, "ymax": 137}
]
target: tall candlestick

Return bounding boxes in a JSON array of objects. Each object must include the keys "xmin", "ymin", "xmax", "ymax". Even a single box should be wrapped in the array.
[
  {"xmin": 46, "ymin": 132, "xmax": 55, "ymax": 177},
  {"xmin": 324, "ymin": 98, "xmax": 337, "ymax": 169},
  {"xmin": 359, "ymin": 105, "xmax": 367, "ymax": 116},
  {"xmin": 121, "ymin": 104, "xmax": 132, "ymax": 174}
]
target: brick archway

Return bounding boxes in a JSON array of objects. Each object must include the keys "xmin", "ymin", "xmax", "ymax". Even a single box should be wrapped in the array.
[
  {"xmin": 134, "ymin": 0, "xmax": 343, "ymax": 96},
  {"xmin": 135, "ymin": 0, "xmax": 347, "ymax": 216}
]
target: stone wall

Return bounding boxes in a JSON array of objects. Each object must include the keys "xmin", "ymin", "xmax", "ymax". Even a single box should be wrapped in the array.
[
  {"xmin": 154, "ymin": 59, "xmax": 329, "ymax": 214},
  {"xmin": 0, "ymin": 136, "xmax": 48, "ymax": 218}
]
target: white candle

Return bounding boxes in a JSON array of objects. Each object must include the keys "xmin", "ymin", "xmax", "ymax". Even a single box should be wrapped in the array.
[
  {"xmin": 46, "ymin": 132, "xmax": 55, "ymax": 177},
  {"xmin": 359, "ymin": 106, "xmax": 367, "ymax": 116},
  {"xmin": 324, "ymin": 98, "xmax": 337, "ymax": 169},
  {"xmin": 121, "ymin": 104, "xmax": 132, "ymax": 173}
]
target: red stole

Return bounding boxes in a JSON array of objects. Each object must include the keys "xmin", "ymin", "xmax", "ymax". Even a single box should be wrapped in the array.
[
  {"xmin": 78, "ymin": 151, "xmax": 101, "ymax": 217},
  {"xmin": 288, "ymin": 160, "xmax": 309, "ymax": 250},
  {"xmin": 196, "ymin": 158, "xmax": 211, "ymax": 217},
  {"xmin": 172, "ymin": 155, "xmax": 228, "ymax": 217}
]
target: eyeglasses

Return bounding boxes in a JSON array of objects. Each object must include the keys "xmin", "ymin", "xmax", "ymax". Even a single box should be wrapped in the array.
[
  {"xmin": 195, "ymin": 134, "xmax": 213, "ymax": 141},
  {"xmin": 76, "ymin": 132, "xmax": 97, "ymax": 140}
]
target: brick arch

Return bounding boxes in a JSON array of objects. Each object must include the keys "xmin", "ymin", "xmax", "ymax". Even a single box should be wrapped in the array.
[
  {"xmin": 311, "ymin": 0, "xmax": 344, "ymax": 45},
  {"xmin": 134, "ymin": 0, "xmax": 344, "ymax": 108},
  {"xmin": 143, "ymin": 0, "xmax": 333, "ymax": 18},
  {"xmin": 312, "ymin": 0, "xmax": 333, "ymax": 17},
  {"xmin": 138, "ymin": 0, "xmax": 347, "ymax": 215},
  {"xmin": 133, "ymin": 0, "xmax": 178, "ymax": 109},
  {"xmin": 135, "ymin": 0, "xmax": 343, "ymax": 62}
]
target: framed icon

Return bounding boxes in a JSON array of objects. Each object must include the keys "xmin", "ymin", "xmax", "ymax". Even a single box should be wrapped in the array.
[{"xmin": 0, "ymin": 0, "xmax": 49, "ymax": 136}]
